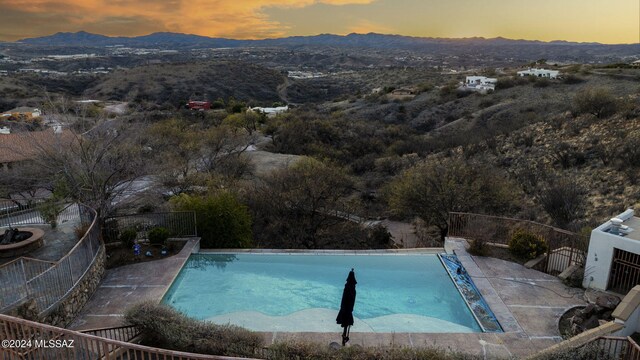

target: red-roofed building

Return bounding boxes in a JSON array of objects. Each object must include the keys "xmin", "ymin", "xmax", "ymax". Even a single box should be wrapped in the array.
[{"xmin": 187, "ymin": 101, "xmax": 211, "ymax": 111}]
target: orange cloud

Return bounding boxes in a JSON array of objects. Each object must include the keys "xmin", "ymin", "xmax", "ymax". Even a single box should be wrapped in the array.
[{"xmin": 0, "ymin": 0, "xmax": 377, "ymax": 40}]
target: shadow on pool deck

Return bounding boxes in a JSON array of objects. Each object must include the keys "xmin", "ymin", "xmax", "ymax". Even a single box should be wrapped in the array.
[{"xmin": 69, "ymin": 238, "xmax": 585, "ymax": 359}]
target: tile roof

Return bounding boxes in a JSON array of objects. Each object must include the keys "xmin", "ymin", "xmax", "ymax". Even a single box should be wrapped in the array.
[{"xmin": 0, "ymin": 129, "xmax": 76, "ymax": 163}]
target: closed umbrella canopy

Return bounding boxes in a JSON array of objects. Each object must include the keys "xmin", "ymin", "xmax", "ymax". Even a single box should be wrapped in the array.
[{"xmin": 336, "ymin": 268, "xmax": 357, "ymax": 345}]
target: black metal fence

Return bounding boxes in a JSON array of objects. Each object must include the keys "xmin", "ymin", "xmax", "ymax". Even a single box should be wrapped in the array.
[{"xmin": 102, "ymin": 212, "xmax": 197, "ymax": 244}]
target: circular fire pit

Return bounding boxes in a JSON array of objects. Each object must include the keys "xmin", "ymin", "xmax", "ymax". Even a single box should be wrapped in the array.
[{"xmin": 0, "ymin": 227, "xmax": 45, "ymax": 258}]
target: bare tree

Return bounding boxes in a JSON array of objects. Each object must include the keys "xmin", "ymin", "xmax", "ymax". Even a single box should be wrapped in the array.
[
  {"xmin": 537, "ymin": 177, "xmax": 587, "ymax": 230},
  {"xmin": 247, "ymin": 158, "xmax": 358, "ymax": 249},
  {"xmin": 573, "ymin": 87, "xmax": 618, "ymax": 119},
  {"xmin": 148, "ymin": 119, "xmax": 254, "ymax": 195},
  {"xmin": 41, "ymin": 124, "xmax": 147, "ymax": 219}
]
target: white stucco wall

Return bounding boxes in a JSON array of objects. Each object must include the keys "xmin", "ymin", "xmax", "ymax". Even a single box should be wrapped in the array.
[
  {"xmin": 583, "ymin": 209, "xmax": 637, "ymax": 290},
  {"xmin": 517, "ymin": 69, "xmax": 559, "ymax": 79}
]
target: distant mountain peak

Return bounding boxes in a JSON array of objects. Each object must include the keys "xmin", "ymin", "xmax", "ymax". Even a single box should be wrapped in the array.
[{"xmin": 15, "ymin": 30, "xmax": 626, "ymax": 49}]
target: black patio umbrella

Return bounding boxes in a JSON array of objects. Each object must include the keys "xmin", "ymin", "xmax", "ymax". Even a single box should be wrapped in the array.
[{"xmin": 336, "ymin": 268, "xmax": 357, "ymax": 346}]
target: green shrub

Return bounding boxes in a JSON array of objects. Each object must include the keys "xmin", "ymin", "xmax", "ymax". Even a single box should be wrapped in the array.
[
  {"xmin": 509, "ymin": 229, "xmax": 548, "ymax": 260},
  {"xmin": 38, "ymin": 199, "xmax": 62, "ymax": 228},
  {"xmin": 74, "ymin": 223, "xmax": 91, "ymax": 240},
  {"xmin": 573, "ymin": 87, "xmax": 618, "ymax": 118},
  {"xmin": 148, "ymin": 227, "xmax": 169, "ymax": 246},
  {"xmin": 266, "ymin": 341, "xmax": 478, "ymax": 360},
  {"xmin": 125, "ymin": 302, "xmax": 478, "ymax": 360},
  {"xmin": 125, "ymin": 302, "xmax": 263, "ymax": 357},
  {"xmin": 170, "ymin": 192, "xmax": 252, "ymax": 248},
  {"xmin": 468, "ymin": 239, "xmax": 488, "ymax": 256},
  {"xmin": 120, "ymin": 228, "xmax": 138, "ymax": 249},
  {"xmin": 533, "ymin": 78, "xmax": 550, "ymax": 87}
]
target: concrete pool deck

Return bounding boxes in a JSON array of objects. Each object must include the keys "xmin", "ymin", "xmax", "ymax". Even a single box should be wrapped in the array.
[
  {"xmin": 69, "ymin": 238, "xmax": 200, "ymax": 331},
  {"xmin": 69, "ymin": 238, "xmax": 585, "ymax": 359}
]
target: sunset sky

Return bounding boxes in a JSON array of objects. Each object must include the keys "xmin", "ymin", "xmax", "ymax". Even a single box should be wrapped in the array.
[{"xmin": 0, "ymin": 0, "xmax": 637, "ymax": 44}]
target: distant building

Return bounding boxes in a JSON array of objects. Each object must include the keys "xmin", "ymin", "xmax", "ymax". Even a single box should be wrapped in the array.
[
  {"xmin": 517, "ymin": 68, "xmax": 560, "ymax": 79},
  {"xmin": 187, "ymin": 101, "xmax": 211, "ymax": 111},
  {"xmin": 391, "ymin": 87, "xmax": 418, "ymax": 96},
  {"xmin": 464, "ymin": 76, "xmax": 497, "ymax": 92},
  {"xmin": 583, "ymin": 209, "xmax": 640, "ymax": 295},
  {"xmin": 0, "ymin": 129, "xmax": 75, "ymax": 170},
  {"xmin": 250, "ymin": 106, "xmax": 288, "ymax": 117},
  {"xmin": 1, "ymin": 107, "xmax": 42, "ymax": 118}
]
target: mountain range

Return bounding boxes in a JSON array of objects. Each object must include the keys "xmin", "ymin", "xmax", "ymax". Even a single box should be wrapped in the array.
[
  {"xmin": 16, "ymin": 31, "xmax": 633, "ymax": 48},
  {"xmin": 13, "ymin": 31, "xmax": 640, "ymax": 62}
]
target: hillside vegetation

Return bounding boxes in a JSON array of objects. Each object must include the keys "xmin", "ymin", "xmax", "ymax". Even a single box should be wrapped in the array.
[
  {"xmin": 1, "ymin": 56, "xmax": 638, "ymax": 248},
  {"xmin": 84, "ymin": 61, "xmax": 286, "ymax": 107},
  {"xmin": 263, "ymin": 67, "xmax": 640, "ymax": 235}
]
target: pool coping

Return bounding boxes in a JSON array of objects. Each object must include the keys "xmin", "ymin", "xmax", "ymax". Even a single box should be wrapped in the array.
[
  {"xmin": 198, "ymin": 248, "xmax": 445, "ymax": 254},
  {"xmin": 165, "ymin": 247, "xmax": 484, "ymax": 334},
  {"xmin": 171, "ymin": 247, "xmax": 504, "ymax": 334}
]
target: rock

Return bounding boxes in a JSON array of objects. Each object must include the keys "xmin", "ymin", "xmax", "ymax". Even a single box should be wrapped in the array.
[
  {"xmin": 583, "ymin": 315, "xmax": 600, "ymax": 330},
  {"xmin": 571, "ymin": 323, "xmax": 583, "ymax": 335},
  {"xmin": 596, "ymin": 294, "xmax": 621, "ymax": 310},
  {"xmin": 570, "ymin": 315, "xmax": 584, "ymax": 325},
  {"xmin": 584, "ymin": 288, "xmax": 605, "ymax": 304},
  {"xmin": 598, "ymin": 320, "xmax": 609, "ymax": 326},
  {"xmin": 602, "ymin": 311, "xmax": 613, "ymax": 320},
  {"xmin": 581, "ymin": 303, "xmax": 596, "ymax": 316}
]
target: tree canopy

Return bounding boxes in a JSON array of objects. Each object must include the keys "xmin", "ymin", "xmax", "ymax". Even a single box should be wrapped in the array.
[{"xmin": 388, "ymin": 157, "xmax": 519, "ymax": 240}]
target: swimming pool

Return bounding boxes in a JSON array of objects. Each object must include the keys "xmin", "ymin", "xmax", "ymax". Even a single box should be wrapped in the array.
[{"xmin": 162, "ymin": 253, "xmax": 485, "ymax": 333}]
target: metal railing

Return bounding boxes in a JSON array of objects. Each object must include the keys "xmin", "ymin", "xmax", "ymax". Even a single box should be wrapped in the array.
[
  {"xmin": 588, "ymin": 336, "xmax": 640, "ymax": 360},
  {"xmin": 79, "ymin": 325, "xmax": 141, "ymax": 343},
  {"xmin": 448, "ymin": 212, "xmax": 589, "ymax": 275},
  {"xmin": 0, "ymin": 198, "xmax": 81, "ymax": 228},
  {"xmin": 102, "ymin": 211, "xmax": 197, "ymax": 244},
  {"xmin": 0, "ymin": 204, "xmax": 101, "ymax": 314},
  {"xmin": 0, "ymin": 314, "xmax": 259, "ymax": 360}
]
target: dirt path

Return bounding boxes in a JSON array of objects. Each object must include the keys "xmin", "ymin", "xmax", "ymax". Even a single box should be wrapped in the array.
[
  {"xmin": 247, "ymin": 150, "xmax": 302, "ymax": 176},
  {"xmin": 277, "ymin": 77, "xmax": 297, "ymax": 105},
  {"xmin": 104, "ymin": 102, "xmax": 128, "ymax": 115},
  {"xmin": 380, "ymin": 219, "xmax": 419, "ymax": 248}
]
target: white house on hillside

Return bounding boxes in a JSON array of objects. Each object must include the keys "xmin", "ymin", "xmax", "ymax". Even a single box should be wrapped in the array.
[
  {"xmin": 250, "ymin": 106, "xmax": 288, "ymax": 117},
  {"xmin": 517, "ymin": 68, "xmax": 560, "ymax": 79},
  {"xmin": 464, "ymin": 76, "xmax": 497, "ymax": 92},
  {"xmin": 583, "ymin": 209, "xmax": 640, "ymax": 295}
]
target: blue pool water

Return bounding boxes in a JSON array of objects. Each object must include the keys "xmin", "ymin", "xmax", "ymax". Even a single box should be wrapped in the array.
[{"xmin": 162, "ymin": 253, "xmax": 483, "ymax": 332}]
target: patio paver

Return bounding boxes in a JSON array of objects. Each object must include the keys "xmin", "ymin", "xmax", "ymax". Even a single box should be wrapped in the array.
[{"xmin": 68, "ymin": 238, "xmax": 199, "ymax": 330}]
